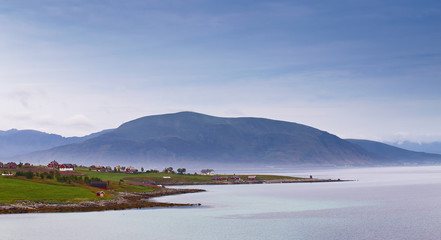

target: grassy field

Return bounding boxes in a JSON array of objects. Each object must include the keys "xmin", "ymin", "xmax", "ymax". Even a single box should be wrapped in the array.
[
  {"xmin": 77, "ymin": 168, "xmax": 136, "ymax": 181},
  {"xmin": 124, "ymin": 174, "xmax": 304, "ymax": 184},
  {"xmin": 76, "ymin": 168, "xmax": 304, "ymax": 184},
  {"xmin": 107, "ymin": 181, "xmax": 158, "ymax": 192},
  {"xmin": 0, "ymin": 167, "xmax": 307, "ymax": 204},
  {"xmin": 0, "ymin": 176, "xmax": 97, "ymax": 203}
]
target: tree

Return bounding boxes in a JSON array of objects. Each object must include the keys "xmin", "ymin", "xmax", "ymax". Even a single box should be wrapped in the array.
[
  {"xmin": 141, "ymin": 167, "xmax": 144, "ymax": 172},
  {"xmin": 177, "ymin": 168, "xmax": 186, "ymax": 174},
  {"xmin": 24, "ymin": 171, "xmax": 34, "ymax": 179},
  {"xmin": 164, "ymin": 167, "xmax": 174, "ymax": 173}
]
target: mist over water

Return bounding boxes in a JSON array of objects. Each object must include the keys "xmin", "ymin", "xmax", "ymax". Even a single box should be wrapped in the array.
[{"xmin": 1, "ymin": 166, "xmax": 441, "ymax": 240}]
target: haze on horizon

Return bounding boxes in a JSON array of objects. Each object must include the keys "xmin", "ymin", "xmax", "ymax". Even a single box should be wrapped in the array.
[{"xmin": 1, "ymin": 0, "xmax": 440, "ymax": 143}]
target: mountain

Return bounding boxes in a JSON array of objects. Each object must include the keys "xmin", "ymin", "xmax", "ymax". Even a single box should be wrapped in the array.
[
  {"xmin": 386, "ymin": 141, "xmax": 441, "ymax": 155},
  {"xmin": 346, "ymin": 139, "xmax": 441, "ymax": 165},
  {"xmin": 0, "ymin": 129, "xmax": 112, "ymax": 159},
  {"xmin": 16, "ymin": 112, "xmax": 441, "ymax": 168},
  {"xmin": 20, "ymin": 112, "xmax": 376, "ymax": 168}
]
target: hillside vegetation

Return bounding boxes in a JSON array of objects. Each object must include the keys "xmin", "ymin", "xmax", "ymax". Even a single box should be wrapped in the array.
[{"xmin": 0, "ymin": 176, "xmax": 96, "ymax": 203}]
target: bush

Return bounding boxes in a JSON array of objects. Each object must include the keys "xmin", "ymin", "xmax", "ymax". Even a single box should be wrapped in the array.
[{"xmin": 25, "ymin": 172, "xmax": 34, "ymax": 179}]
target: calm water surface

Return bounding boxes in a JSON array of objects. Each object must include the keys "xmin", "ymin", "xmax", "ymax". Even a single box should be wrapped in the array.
[{"xmin": 1, "ymin": 166, "xmax": 441, "ymax": 240}]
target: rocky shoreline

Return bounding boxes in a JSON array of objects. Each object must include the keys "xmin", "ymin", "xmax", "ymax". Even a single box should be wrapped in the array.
[{"xmin": 0, "ymin": 188, "xmax": 205, "ymax": 214}]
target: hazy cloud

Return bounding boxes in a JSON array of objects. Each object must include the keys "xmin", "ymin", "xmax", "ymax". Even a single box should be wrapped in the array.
[
  {"xmin": 66, "ymin": 114, "xmax": 94, "ymax": 129},
  {"xmin": 8, "ymin": 89, "xmax": 32, "ymax": 108}
]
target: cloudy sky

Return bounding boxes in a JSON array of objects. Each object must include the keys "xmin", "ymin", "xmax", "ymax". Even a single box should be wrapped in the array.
[{"xmin": 1, "ymin": 0, "xmax": 440, "ymax": 142}]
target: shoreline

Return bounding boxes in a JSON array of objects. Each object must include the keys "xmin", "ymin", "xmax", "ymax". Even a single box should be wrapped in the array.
[
  {"xmin": 0, "ymin": 188, "xmax": 205, "ymax": 214},
  {"xmin": 162, "ymin": 178, "xmax": 350, "ymax": 186},
  {"xmin": 0, "ymin": 178, "xmax": 349, "ymax": 214}
]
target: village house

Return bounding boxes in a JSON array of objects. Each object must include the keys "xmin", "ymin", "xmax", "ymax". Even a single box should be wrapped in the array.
[
  {"xmin": 212, "ymin": 176, "xmax": 227, "ymax": 181},
  {"xmin": 5, "ymin": 162, "xmax": 17, "ymax": 169},
  {"xmin": 125, "ymin": 166, "xmax": 138, "ymax": 174},
  {"xmin": 229, "ymin": 175, "xmax": 240, "ymax": 181},
  {"xmin": 59, "ymin": 164, "xmax": 75, "ymax": 171},
  {"xmin": 248, "ymin": 176, "xmax": 256, "ymax": 181},
  {"xmin": 163, "ymin": 167, "xmax": 174, "ymax": 173},
  {"xmin": 90, "ymin": 165, "xmax": 105, "ymax": 172},
  {"xmin": 24, "ymin": 163, "xmax": 31, "ymax": 167},
  {"xmin": 96, "ymin": 191, "xmax": 105, "ymax": 197},
  {"xmin": 201, "ymin": 169, "xmax": 215, "ymax": 175},
  {"xmin": 47, "ymin": 160, "xmax": 59, "ymax": 169},
  {"xmin": 97, "ymin": 166, "xmax": 109, "ymax": 172}
]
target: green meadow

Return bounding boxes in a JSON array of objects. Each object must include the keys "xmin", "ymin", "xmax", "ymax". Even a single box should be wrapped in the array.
[
  {"xmin": 0, "ymin": 167, "xmax": 304, "ymax": 203},
  {"xmin": 76, "ymin": 168, "xmax": 303, "ymax": 184},
  {"xmin": 0, "ymin": 176, "xmax": 96, "ymax": 203}
]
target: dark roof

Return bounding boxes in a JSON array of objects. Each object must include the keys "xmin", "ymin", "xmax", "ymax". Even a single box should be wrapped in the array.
[
  {"xmin": 60, "ymin": 164, "xmax": 75, "ymax": 168},
  {"xmin": 90, "ymin": 182, "xmax": 108, "ymax": 188}
]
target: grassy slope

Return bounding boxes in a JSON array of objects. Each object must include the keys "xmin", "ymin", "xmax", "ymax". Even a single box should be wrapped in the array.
[
  {"xmin": 108, "ymin": 181, "xmax": 157, "ymax": 193},
  {"xmin": 0, "ymin": 176, "xmax": 96, "ymax": 203},
  {"xmin": 0, "ymin": 168, "xmax": 305, "ymax": 203}
]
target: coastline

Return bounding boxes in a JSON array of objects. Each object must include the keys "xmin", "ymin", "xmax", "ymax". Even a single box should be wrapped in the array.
[
  {"xmin": 0, "ymin": 178, "xmax": 349, "ymax": 214},
  {"xmin": 0, "ymin": 188, "xmax": 205, "ymax": 214},
  {"xmin": 162, "ymin": 178, "xmax": 350, "ymax": 185}
]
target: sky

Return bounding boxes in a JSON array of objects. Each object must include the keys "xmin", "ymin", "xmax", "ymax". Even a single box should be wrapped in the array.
[{"xmin": 0, "ymin": 0, "xmax": 440, "ymax": 142}]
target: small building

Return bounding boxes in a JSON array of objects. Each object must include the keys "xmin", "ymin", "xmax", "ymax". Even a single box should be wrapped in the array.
[
  {"xmin": 201, "ymin": 169, "xmax": 215, "ymax": 175},
  {"xmin": 90, "ymin": 181, "xmax": 108, "ymax": 189},
  {"xmin": 47, "ymin": 160, "xmax": 59, "ymax": 169},
  {"xmin": 125, "ymin": 166, "xmax": 138, "ymax": 174},
  {"xmin": 248, "ymin": 176, "xmax": 256, "ymax": 181},
  {"xmin": 96, "ymin": 191, "xmax": 105, "ymax": 197},
  {"xmin": 229, "ymin": 175, "xmax": 240, "ymax": 181},
  {"xmin": 24, "ymin": 163, "xmax": 31, "ymax": 167},
  {"xmin": 0, "ymin": 162, "xmax": 3, "ymax": 168},
  {"xmin": 5, "ymin": 162, "xmax": 17, "ymax": 169},
  {"xmin": 212, "ymin": 176, "xmax": 227, "ymax": 181},
  {"xmin": 90, "ymin": 165, "xmax": 106, "ymax": 172},
  {"xmin": 97, "ymin": 166, "xmax": 107, "ymax": 172},
  {"xmin": 59, "ymin": 164, "xmax": 75, "ymax": 171}
]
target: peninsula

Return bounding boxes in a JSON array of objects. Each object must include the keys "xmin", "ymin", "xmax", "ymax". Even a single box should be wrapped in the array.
[{"xmin": 0, "ymin": 164, "xmax": 344, "ymax": 214}]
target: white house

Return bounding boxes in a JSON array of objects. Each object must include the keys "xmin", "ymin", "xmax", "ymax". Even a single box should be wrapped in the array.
[
  {"xmin": 59, "ymin": 164, "xmax": 75, "ymax": 171},
  {"xmin": 201, "ymin": 169, "xmax": 215, "ymax": 175}
]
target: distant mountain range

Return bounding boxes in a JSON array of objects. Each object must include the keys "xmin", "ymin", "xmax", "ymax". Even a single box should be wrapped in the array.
[
  {"xmin": 345, "ymin": 139, "xmax": 441, "ymax": 164},
  {"xmin": 3, "ymin": 112, "xmax": 441, "ymax": 168},
  {"xmin": 0, "ymin": 129, "xmax": 111, "ymax": 159},
  {"xmin": 386, "ymin": 141, "xmax": 441, "ymax": 155}
]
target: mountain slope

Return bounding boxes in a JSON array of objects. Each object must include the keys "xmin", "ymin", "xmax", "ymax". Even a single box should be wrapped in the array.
[
  {"xmin": 0, "ymin": 129, "xmax": 112, "ymax": 159},
  {"xmin": 22, "ymin": 112, "xmax": 374, "ymax": 167},
  {"xmin": 346, "ymin": 139, "xmax": 441, "ymax": 164},
  {"xmin": 386, "ymin": 141, "xmax": 441, "ymax": 155},
  {"xmin": 19, "ymin": 112, "xmax": 441, "ymax": 168}
]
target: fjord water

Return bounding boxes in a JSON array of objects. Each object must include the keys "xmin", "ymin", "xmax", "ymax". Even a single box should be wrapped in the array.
[{"xmin": 1, "ymin": 166, "xmax": 441, "ymax": 240}]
